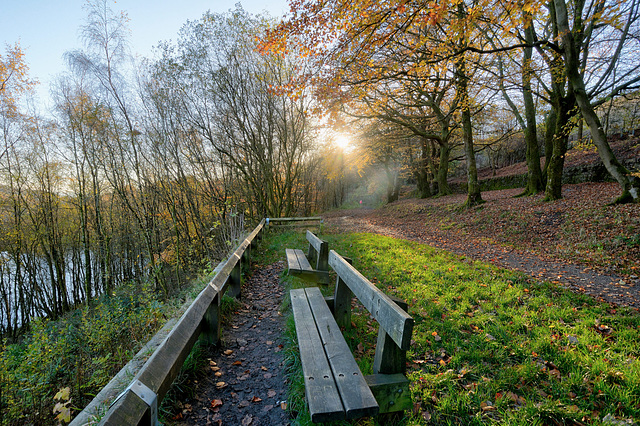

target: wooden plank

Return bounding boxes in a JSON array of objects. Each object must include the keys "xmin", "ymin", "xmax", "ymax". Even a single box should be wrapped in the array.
[
  {"xmin": 329, "ymin": 250, "xmax": 414, "ymax": 351},
  {"xmin": 290, "ymin": 289, "xmax": 345, "ymax": 423},
  {"xmin": 364, "ymin": 374, "xmax": 412, "ymax": 414},
  {"xmin": 305, "ymin": 287, "xmax": 379, "ymax": 419},
  {"xmin": 286, "ymin": 248, "xmax": 312, "ymax": 272},
  {"xmin": 286, "ymin": 248, "xmax": 302, "ymax": 271},
  {"xmin": 295, "ymin": 250, "xmax": 312, "ymax": 271},
  {"xmin": 101, "ymin": 389, "xmax": 148, "ymax": 425},
  {"xmin": 306, "ymin": 230, "xmax": 324, "ymax": 248},
  {"xmin": 306, "ymin": 231, "xmax": 329, "ymax": 271},
  {"xmin": 269, "ymin": 216, "xmax": 322, "ymax": 223}
]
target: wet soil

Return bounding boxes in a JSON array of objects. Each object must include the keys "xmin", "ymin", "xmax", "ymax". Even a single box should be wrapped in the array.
[{"xmin": 174, "ymin": 261, "xmax": 292, "ymax": 426}]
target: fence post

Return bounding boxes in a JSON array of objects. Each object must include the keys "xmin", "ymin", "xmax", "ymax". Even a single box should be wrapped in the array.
[
  {"xmin": 199, "ymin": 292, "xmax": 221, "ymax": 345},
  {"xmin": 228, "ymin": 260, "xmax": 242, "ymax": 298}
]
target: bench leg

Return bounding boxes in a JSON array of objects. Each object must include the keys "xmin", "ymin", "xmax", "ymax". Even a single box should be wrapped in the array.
[
  {"xmin": 373, "ymin": 299, "xmax": 409, "ymax": 375},
  {"xmin": 333, "ymin": 276, "xmax": 353, "ymax": 329}
]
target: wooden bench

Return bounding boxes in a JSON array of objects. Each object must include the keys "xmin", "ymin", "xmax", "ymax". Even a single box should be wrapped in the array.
[
  {"xmin": 285, "ymin": 230, "xmax": 330, "ymax": 285},
  {"xmin": 290, "ymin": 250, "xmax": 414, "ymax": 423}
]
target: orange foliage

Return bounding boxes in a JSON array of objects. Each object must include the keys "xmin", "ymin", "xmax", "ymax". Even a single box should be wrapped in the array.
[{"xmin": 260, "ymin": 0, "xmax": 547, "ymax": 116}]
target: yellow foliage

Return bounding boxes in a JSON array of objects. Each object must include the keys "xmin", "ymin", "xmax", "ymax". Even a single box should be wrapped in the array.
[{"xmin": 0, "ymin": 43, "xmax": 37, "ymax": 116}]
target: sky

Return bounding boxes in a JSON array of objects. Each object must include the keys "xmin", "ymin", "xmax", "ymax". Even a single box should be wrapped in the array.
[{"xmin": 1, "ymin": 0, "xmax": 290, "ymax": 110}]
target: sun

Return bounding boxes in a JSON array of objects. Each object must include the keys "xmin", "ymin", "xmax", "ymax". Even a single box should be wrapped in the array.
[{"xmin": 334, "ymin": 135, "xmax": 351, "ymax": 149}]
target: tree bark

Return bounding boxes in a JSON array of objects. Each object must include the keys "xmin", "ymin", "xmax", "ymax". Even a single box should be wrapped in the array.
[
  {"xmin": 436, "ymin": 139, "xmax": 452, "ymax": 196},
  {"xmin": 545, "ymin": 90, "xmax": 575, "ymax": 200},
  {"xmin": 522, "ymin": 13, "xmax": 544, "ymax": 195},
  {"xmin": 415, "ymin": 137, "xmax": 432, "ymax": 198},
  {"xmin": 456, "ymin": 3, "xmax": 482, "ymax": 207}
]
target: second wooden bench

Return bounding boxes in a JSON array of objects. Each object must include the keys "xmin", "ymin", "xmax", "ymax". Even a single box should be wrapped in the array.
[
  {"xmin": 286, "ymin": 230, "xmax": 330, "ymax": 285},
  {"xmin": 290, "ymin": 250, "xmax": 414, "ymax": 423}
]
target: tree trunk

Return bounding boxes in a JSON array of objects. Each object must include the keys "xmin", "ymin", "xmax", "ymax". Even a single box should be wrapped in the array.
[
  {"xmin": 415, "ymin": 137, "xmax": 432, "ymax": 198},
  {"xmin": 542, "ymin": 106, "xmax": 557, "ymax": 182},
  {"xmin": 436, "ymin": 140, "xmax": 452, "ymax": 196},
  {"xmin": 522, "ymin": 13, "xmax": 544, "ymax": 195},
  {"xmin": 385, "ymin": 165, "xmax": 400, "ymax": 203},
  {"xmin": 545, "ymin": 91, "xmax": 575, "ymax": 200}
]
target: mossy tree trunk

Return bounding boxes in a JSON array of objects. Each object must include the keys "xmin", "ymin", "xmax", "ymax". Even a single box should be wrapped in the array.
[
  {"xmin": 455, "ymin": 3, "xmax": 482, "ymax": 208},
  {"xmin": 545, "ymin": 95, "xmax": 575, "ymax": 200},
  {"xmin": 415, "ymin": 137, "xmax": 432, "ymax": 198},
  {"xmin": 436, "ymin": 139, "xmax": 452, "ymax": 196},
  {"xmin": 521, "ymin": 12, "xmax": 544, "ymax": 195}
]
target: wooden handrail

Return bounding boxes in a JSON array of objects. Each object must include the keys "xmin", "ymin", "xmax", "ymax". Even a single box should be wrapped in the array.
[
  {"xmin": 73, "ymin": 219, "xmax": 266, "ymax": 425},
  {"xmin": 267, "ymin": 216, "xmax": 322, "ymax": 223}
]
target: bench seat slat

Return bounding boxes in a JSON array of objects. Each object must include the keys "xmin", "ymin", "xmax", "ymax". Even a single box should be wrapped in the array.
[
  {"xmin": 305, "ymin": 287, "xmax": 380, "ymax": 419},
  {"xmin": 290, "ymin": 289, "xmax": 345, "ymax": 423},
  {"xmin": 286, "ymin": 248, "xmax": 312, "ymax": 273}
]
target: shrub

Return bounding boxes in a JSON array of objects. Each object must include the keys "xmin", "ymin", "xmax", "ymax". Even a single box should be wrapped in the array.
[{"xmin": 0, "ymin": 281, "xmax": 164, "ymax": 425}]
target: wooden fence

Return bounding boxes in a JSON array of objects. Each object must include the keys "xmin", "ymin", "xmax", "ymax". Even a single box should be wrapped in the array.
[
  {"xmin": 75, "ymin": 219, "xmax": 265, "ymax": 425},
  {"xmin": 266, "ymin": 216, "xmax": 323, "ymax": 232}
]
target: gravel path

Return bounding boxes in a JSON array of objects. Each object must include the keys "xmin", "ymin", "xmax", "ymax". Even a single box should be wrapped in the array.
[{"xmin": 175, "ymin": 261, "xmax": 291, "ymax": 426}]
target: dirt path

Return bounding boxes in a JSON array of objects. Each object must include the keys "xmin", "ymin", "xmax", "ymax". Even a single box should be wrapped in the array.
[
  {"xmin": 176, "ymin": 261, "xmax": 291, "ymax": 426},
  {"xmin": 326, "ymin": 214, "xmax": 640, "ymax": 309}
]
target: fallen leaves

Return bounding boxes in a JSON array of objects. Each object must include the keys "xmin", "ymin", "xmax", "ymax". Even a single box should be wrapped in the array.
[
  {"xmin": 498, "ymin": 391, "xmax": 526, "ymax": 406},
  {"xmin": 594, "ymin": 320, "xmax": 613, "ymax": 336},
  {"xmin": 480, "ymin": 401, "xmax": 496, "ymax": 412}
]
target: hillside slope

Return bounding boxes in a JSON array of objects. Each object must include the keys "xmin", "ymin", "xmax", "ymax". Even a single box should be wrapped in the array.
[{"xmin": 324, "ymin": 139, "xmax": 640, "ymax": 307}]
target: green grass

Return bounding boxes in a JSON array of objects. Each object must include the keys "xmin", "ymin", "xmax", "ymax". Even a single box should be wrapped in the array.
[{"xmin": 260, "ymin": 230, "xmax": 640, "ymax": 426}]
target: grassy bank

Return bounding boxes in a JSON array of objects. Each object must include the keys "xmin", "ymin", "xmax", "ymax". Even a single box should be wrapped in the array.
[{"xmin": 265, "ymin": 230, "xmax": 640, "ymax": 425}]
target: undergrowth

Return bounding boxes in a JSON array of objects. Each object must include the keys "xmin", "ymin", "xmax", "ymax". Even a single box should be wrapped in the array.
[
  {"xmin": 0, "ymin": 267, "xmax": 218, "ymax": 426},
  {"xmin": 263, "ymin": 229, "xmax": 640, "ymax": 426}
]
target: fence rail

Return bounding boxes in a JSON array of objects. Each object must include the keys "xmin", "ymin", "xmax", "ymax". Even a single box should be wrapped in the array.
[
  {"xmin": 73, "ymin": 219, "xmax": 265, "ymax": 425},
  {"xmin": 267, "ymin": 216, "xmax": 323, "ymax": 231}
]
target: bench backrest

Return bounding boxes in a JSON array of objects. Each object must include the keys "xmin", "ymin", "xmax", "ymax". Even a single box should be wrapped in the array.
[
  {"xmin": 306, "ymin": 230, "xmax": 329, "ymax": 271},
  {"xmin": 328, "ymin": 250, "xmax": 414, "ymax": 351}
]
